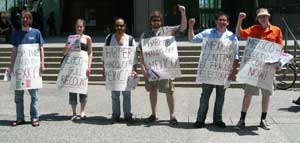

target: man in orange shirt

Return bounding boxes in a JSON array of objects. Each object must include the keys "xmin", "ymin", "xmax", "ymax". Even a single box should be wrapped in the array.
[{"xmin": 235, "ymin": 8, "xmax": 283, "ymax": 130}]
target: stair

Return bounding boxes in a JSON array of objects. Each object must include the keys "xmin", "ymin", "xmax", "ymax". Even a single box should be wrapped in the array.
[{"xmin": 0, "ymin": 41, "xmax": 299, "ymax": 88}]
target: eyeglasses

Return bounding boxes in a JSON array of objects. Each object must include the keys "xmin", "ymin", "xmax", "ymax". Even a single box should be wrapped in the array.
[
  {"xmin": 152, "ymin": 19, "xmax": 161, "ymax": 22},
  {"xmin": 115, "ymin": 25, "xmax": 125, "ymax": 28}
]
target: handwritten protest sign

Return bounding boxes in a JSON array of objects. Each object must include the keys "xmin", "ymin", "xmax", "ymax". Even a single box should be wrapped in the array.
[
  {"xmin": 67, "ymin": 35, "xmax": 81, "ymax": 50},
  {"xmin": 57, "ymin": 51, "xmax": 89, "ymax": 94},
  {"xmin": 196, "ymin": 38, "xmax": 237, "ymax": 85},
  {"xmin": 141, "ymin": 36, "xmax": 181, "ymax": 81},
  {"xmin": 10, "ymin": 44, "xmax": 42, "ymax": 90},
  {"xmin": 237, "ymin": 37, "xmax": 282, "ymax": 91},
  {"xmin": 103, "ymin": 46, "xmax": 136, "ymax": 90}
]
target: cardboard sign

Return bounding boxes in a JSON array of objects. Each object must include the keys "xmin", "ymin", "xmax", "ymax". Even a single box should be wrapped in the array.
[
  {"xmin": 237, "ymin": 37, "xmax": 282, "ymax": 91},
  {"xmin": 11, "ymin": 44, "xmax": 42, "ymax": 90},
  {"xmin": 104, "ymin": 46, "xmax": 137, "ymax": 90},
  {"xmin": 141, "ymin": 36, "xmax": 181, "ymax": 81},
  {"xmin": 57, "ymin": 51, "xmax": 89, "ymax": 94},
  {"xmin": 196, "ymin": 38, "xmax": 237, "ymax": 85}
]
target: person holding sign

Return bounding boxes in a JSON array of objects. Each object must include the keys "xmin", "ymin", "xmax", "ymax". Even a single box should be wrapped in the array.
[
  {"xmin": 8, "ymin": 11, "xmax": 45, "ymax": 127},
  {"xmin": 139, "ymin": 5, "xmax": 186, "ymax": 125},
  {"xmin": 235, "ymin": 8, "xmax": 283, "ymax": 130},
  {"xmin": 188, "ymin": 13, "xmax": 239, "ymax": 128},
  {"xmin": 103, "ymin": 18, "xmax": 137, "ymax": 123},
  {"xmin": 63, "ymin": 19, "xmax": 93, "ymax": 121}
]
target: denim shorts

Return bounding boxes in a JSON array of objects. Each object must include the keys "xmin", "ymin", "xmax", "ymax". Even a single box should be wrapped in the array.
[
  {"xmin": 244, "ymin": 84, "xmax": 272, "ymax": 96},
  {"xmin": 145, "ymin": 79, "xmax": 174, "ymax": 94}
]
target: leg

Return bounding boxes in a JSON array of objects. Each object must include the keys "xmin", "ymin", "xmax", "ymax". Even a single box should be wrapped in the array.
[
  {"xmin": 213, "ymin": 85, "xmax": 226, "ymax": 122},
  {"xmin": 79, "ymin": 94, "xmax": 88, "ymax": 117},
  {"xmin": 166, "ymin": 91, "xmax": 175, "ymax": 119},
  {"xmin": 196, "ymin": 84, "xmax": 214, "ymax": 122},
  {"xmin": 149, "ymin": 88, "xmax": 158, "ymax": 116},
  {"xmin": 29, "ymin": 89, "xmax": 39, "ymax": 121},
  {"xmin": 111, "ymin": 91, "xmax": 121, "ymax": 119},
  {"xmin": 241, "ymin": 95, "xmax": 252, "ymax": 112},
  {"xmin": 14, "ymin": 90, "xmax": 25, "ymax": 121},
  {"xmin": 122, "ymin": 91, "xmax": 132, "ymax": 119},
  {"xmin": 262, "ymin": 95, "xmax": 270, "ymax": 113},
  {"xmin": 69, "ymin": 92, "xmax": 78, "ymax": 116}
]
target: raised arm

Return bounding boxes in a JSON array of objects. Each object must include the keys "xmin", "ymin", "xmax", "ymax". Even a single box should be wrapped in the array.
[
  {"xmin": 178, "ymin": 5, "xmax": 187, "ymax": 32},
  {"xmin": 235, "ymin": 12, "xmax": 246, "ymax": 37},
  {"xmin": 188, "ymin": 18, "xmax": 196, "ymax": 41}
]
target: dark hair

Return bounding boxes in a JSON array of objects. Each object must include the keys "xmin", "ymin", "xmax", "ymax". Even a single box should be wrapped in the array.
[
  {"xmin": 114, "ymin": 18, "xmax": 126, "ymax": 28},
  {"xmin": 215, "ymin": 12, "xmax": 229, "ymax": 22},
  {"xmin": 76, "ymin": 18, "xmax": 86, "ymax": 27}
]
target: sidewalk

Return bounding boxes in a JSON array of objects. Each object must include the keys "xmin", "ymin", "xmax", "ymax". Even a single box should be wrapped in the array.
[{"xmin": 0, "ymin": 82, "xmax": 299, "ymax": 143}]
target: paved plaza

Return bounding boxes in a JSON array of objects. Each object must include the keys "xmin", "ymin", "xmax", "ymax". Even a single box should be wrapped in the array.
[{"xmin": 0, "ymin": 82, "xmax": 299, "ymax": 143}]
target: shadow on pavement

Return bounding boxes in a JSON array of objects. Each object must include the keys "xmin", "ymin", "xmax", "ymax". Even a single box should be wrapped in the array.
[
  {"xmin": 73, "ymin": 116, "xmax": 113, "ymax": 125},
  {"xmin": 40, "ymin": 113, "xmax": 70, "ymax": 121},
  {"xmin": 0, "ymin": 120, "xmax": 13, "ymax": 126},
  {"xmin": 206, "ymin": 124, "xmax": 259, "ymax": 136},
  {"xmin": 278, "ymin": 106, "xmax": 300, "ymax": 113}
]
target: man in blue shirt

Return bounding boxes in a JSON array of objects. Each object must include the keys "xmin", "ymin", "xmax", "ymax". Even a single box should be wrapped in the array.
[
  {"xmin": 188, "ymin": 13, "xmax": 239, "ymax": 128},
  {"xmin": 8, "ymin": 11, "xmax": 45, "ymax": 127}
]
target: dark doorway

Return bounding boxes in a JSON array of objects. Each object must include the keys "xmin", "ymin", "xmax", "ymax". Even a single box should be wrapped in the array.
[{"xmin": 62, "ymin": 0, "xmax": 133, "ymax": 36}]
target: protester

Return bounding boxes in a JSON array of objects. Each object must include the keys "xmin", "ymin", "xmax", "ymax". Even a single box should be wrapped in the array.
[
  {"xmin": 235, "ymin": 8, "xmax": 283, "ymax": 130},
  {"xmin": 64, "ymin": 19, "xmax": 93, "ymax": 121},
  {"xmin": 8, "ymin": 11, "xmax": 45, "ymax": 127},
  {"xmin": 139, "ymin": 5, "xmax": 187, "ymax": 125},
  {"xmin": 188, "ymin": 13, "xmax": 239, "ymax": 128},
  {"xmin": 103, "ymin": 18, "xmax": 137, "ymax": 123}
]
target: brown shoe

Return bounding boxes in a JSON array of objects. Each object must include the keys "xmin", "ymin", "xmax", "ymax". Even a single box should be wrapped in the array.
[{"xmin": 31, "ymin": 120, "xmax": 40, "ymax": 127}]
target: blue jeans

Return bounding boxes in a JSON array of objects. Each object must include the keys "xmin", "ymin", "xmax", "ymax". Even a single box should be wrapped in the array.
[
  {"xmin": 15, "ymin": 89, "xmax": 39, "ymax": 121},
  {"xmin": 196, "ymin": 84, "xmax": 226, "ymax": 122},
  {"xmin": 111, "ymin": 91, "xmax": 132, "ymax": 118}
]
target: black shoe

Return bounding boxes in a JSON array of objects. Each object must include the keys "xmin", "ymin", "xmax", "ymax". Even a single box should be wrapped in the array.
[
  {"xmin": 169, "ymin": 118, "xmax": 178, "ymax": 125},
  {"xmin": 235, "ymin": 120, "xmax": 245, "ymax": 130},
  {"xmin": 111, "ymin": 117, "xmax": 121, "ymax": 124},
  {"xmin": 145, "ymin": 115, "xmax": 157, "ymax": 123},
  {"xmin": 124, "ymin": 117, "xmax": 134, "ymax": 123},
  {"xmin": 213, "ymin": 121, "xmax": 226, "ymax": 128},
  {"xmin": 193, "ymin": 121, "xmax": 205, "ymax": 128},
  {"xmin": 260, "ymin": 119, "xmax": 270, "ymax": 130},
  {"xmin": 292, "ymin": 100, "xmax": 300, "ymax": 105}
]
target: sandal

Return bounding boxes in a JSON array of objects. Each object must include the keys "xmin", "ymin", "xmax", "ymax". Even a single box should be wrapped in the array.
[
  {"xmin": 70, "ymin": 115, "xmax": 79, "ymax": 121},
  {"xmin": 80, "ymin": 115, "xmax": 87, "ymax": 120},
  {"xmin": 31, "ymin": 120, "xmax": 40, "ymax": 127},
  {"xmin": 169, "ymin": 118, "xmax": 178, "ymax": 125},
  {"xmin": 11, "ymin": 120, "xmax": 26, "ymax": 127}
]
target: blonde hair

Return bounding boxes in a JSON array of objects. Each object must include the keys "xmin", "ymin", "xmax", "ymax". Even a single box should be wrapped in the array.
[{"xmin": 21, "ymin": 11, "xmax": 33, "ymax": 26}]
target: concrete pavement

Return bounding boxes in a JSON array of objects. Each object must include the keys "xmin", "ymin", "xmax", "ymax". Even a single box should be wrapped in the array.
[{"xmin": 0, "ymin": 82, "xmax": 299, "ymax": 143}]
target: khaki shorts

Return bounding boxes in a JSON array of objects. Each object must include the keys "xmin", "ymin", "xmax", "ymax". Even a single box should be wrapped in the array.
[
  {"xmin": 244, "ymin": 84, "xmax": 272, "ymax": 96},
  {"xmin": 145, "ymin": 79, "xmax": 174, "ymax": 94}
]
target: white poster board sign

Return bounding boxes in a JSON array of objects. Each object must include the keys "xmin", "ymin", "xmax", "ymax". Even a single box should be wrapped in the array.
[
  {"xmin": 57, "ymin": 51, "xmax": 89, "ymax": 94},
  {"xmin": 104, "ymin": 46, "xmax": 137, "ymax": 91},
  {"xmin": 141, "ymin": 36, "xmax": 181, "ymax": 81},
  {"xmin": 196, "ymin": 38, "xmax": 237, "ymax": 85},
  {"xmin": 11, "ymin": 44, "xmax": 42, "ymax": 90},
  {"xmin": 237, "ymin": 37, "xmax": 282, "ymax": 91}
]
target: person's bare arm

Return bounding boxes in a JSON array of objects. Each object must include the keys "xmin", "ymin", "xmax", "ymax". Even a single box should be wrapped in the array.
[
  {"xmin": 188, "ymin": 18, "xmax": 196, "ymax": 41},
  {"xmin": 235, "ymin": 12, "xmax": 246, "ymax": 37}
]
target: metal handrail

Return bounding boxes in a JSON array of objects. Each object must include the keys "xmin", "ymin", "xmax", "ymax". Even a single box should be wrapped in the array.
[{"xmin": 281, "ymin": 17, "xmax": 300, "ymax": 58}]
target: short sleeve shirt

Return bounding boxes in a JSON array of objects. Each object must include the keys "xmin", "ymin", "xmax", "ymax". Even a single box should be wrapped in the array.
[
  {"xmin": 239, "ymin": 24, "xmax": 283, "ymax": 46},
  {"xmin": 192, "ymin": 28, "xmax": 239, "ymax": 60},
  {"xmin": 11, "ymin": 27, "xmax": 44, "ymax": 48}
]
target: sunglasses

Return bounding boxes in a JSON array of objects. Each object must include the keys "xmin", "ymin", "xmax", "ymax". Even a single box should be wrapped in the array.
[
  {"xmin": 115, "ymin": 25, "xmax": 125, "ymax": 28},
  {"xmin": 152, "ymin": 19, "xmax": 161, "ymax": 22}
]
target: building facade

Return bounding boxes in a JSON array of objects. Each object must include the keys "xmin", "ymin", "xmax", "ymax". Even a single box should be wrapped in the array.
[{"xmin": 4, "ymin": 0, "xmax": 300, "ymax": 37}]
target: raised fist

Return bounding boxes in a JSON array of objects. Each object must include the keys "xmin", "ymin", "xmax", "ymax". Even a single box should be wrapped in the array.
[
  {"xmin": 188, "ymin": 18, "xmax": 196, "ymax": 27},
  {"xmin": 238, "ymin": 12, "xmax": 247, "ymax": 20},
  {"xmin": 178, "ymin": 5, "xmax": 186, "ymax": 14}
]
